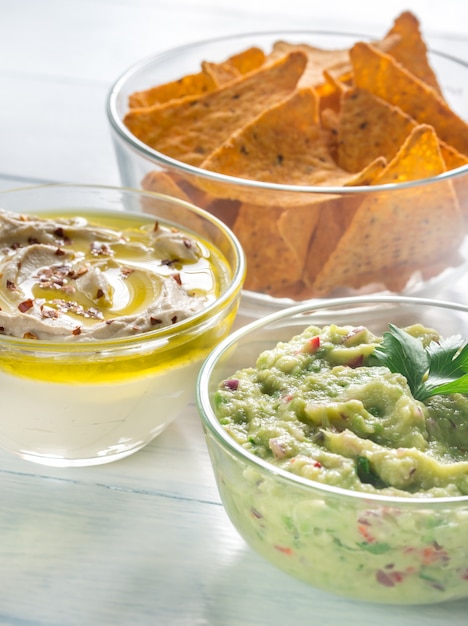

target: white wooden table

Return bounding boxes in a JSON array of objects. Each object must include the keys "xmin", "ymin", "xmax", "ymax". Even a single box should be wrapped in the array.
[{"xmin": 0, "ymin": 2, "xmax": 467, "ymax": 624}]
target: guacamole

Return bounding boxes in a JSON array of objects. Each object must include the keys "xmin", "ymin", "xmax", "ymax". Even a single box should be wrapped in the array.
[
  {"xmin": 210, "ymin": 323, "xmax": 468, "ymax": 603},
  {"xmin": 215, "ymin": 323, "xmax": 468, "ymax": 497}
]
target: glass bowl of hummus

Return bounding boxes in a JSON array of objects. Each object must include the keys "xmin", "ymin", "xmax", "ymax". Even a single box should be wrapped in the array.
[
  {"xmin": 197, "ymin": 295, "xmax": 468, "ymax": 604},
  {"xmin": 107, "ymin": 13, "xmax": 468, "ymax": 311},
  {"xmin": 0, "ymin": 183, "xmax": 245, "ymax": 467}
]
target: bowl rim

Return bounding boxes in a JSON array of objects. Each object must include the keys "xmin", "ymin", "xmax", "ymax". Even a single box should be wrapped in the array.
[
  {"xmin": 106, "ymin": 28, "xmax": 468, "ymax": 194},
  {"xmin": 197, "ymin": 294, "xmax": 468, "ymax": 506},
  {"xmin": 0, "ymin": 182, "xmax": 246, "ymax": 351}
]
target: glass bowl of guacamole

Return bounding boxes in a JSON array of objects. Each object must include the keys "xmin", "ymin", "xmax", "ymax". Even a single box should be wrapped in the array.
[
  {"xmin": 196, "ymin": 295, "xmax": 468, "ymax": 604},
  {"xmin": 0, "ymin": 184, "xmax": 245, "ymax": 467}
]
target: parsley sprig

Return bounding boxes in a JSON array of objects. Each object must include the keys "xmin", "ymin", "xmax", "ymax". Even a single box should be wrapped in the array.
[{"xmin": 372, "ymin": 324, "xmax": 468, "ymax": 402}]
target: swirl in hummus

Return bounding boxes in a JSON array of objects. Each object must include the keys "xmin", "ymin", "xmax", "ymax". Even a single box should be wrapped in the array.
[{"xmin": 0, "ymin": 209, "xmax": 217, "ymax": 341}]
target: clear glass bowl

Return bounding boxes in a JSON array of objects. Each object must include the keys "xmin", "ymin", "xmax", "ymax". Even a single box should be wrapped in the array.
[
  {"xmin": 0, "ymin": 184, "xmax": 245, "ymax": 467},
  {"xmin": 106, "ymin": 30, "xmax": 468, "ymax": 310},
  {"xmin": 196, "ymin": 295, "xmax": 468, "ymax": 604}
]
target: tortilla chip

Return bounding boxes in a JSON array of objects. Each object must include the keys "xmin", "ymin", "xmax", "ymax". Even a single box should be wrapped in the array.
[
  {"xmin": 336, "ymin": 88, "xmax": 416, "ymax": 172},
  {"xmin": 270, "ymin": 33, "xmax": 397, "ymax": 91},
  {"xmin": 224, "ymin": 46, "xmax": 266, "ymax": 74},
  {"xmin": 315, "ymin": 68, "xmax": 350, "ymax": 114},
  {"xmin": 198, "ymin": 88, "xmax": 387, "ymax": 205},
  {"xmin": 312, "ymin": 125, "xmax": 464, "ymax": 295},
  {"xmin": 303, "ymin": 196, "xmax": 361, "ymax": 291},
  {"xmin": 440, "ymin": 145, "xmax": 468, "ymax": 225},
  {"xmin": 203, "ymin": 197, "xmax": 242, "ymax": 229},
  {"xmin": 350, "ymin": 42, "xmax": 468, "ymax": 156},
  {"xmin": 128, "ymin": 72, "xmax": 217, "ymax": 109},
  {"xmin": 345, "ymin": 157, "xmax": 388, "ymax": 184},
  {"xmin": 320, "ymin": 107, "xmax": 339, "ymax": 134},
  {"xmin": 439, "ymin": 143, "xmax": 468, "ymax": 171},
  {"xmin": 267, "ymin": 16, "xmax": 436, "ymax": 114},
  {"xmin": 200, "ymin": 87, "xmax": 322, "ymax": 182},
  {"xmin": 302, "ymin": 157, "xmax": 387, "ymax": 288},
  {"xmin": 144, "ymin": 171, "xmax": 241, "ymax": 229},
  {"xmin": 141, "ymin": 170, "xmax": 193, "ymax": 202},
  {"xmin": 124, "ymin": 51, "xmax": 307, "ymax": 167},
  {"xmin": 277, "ymin": 203, "xmax": 324, "ymax": 277},
  {"xmin": 270, "ymin": 41, "xmax": 350, "ymax": 89},
  {"xmin": 316, "ymin": 82, "xmax": 346, "ymax": 113},
  {"xmin": 201, "ymin": 47, "xmax": 267, "ymax": 86},
  {"xmin": 382, "ymin": 11, "xmax": 443, "ymax": 95},
  {"xmin": 201, "ymin": 60, "xmax": 240, "ymax": 84},
  {"xmin": 336, "ymin": 86, "xmax": 468, "ymax": 201},
  {"xmin": 233, "ymin": 203, "xmax": 304, "ymax": 295},
  {"xmin": 129, "ymin": 47, "xmax": 266, "ymax": 109}
]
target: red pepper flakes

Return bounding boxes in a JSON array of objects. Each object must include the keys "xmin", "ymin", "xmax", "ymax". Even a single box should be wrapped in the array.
[
  {"xmin": 55, "ymin": 248, "xmax": 66, "ymax": 256},
  {"xmin": 150, "ymin": 317, "xmax": 162, "ymax": 326},
  {"xmin": 72, "ymin": 326, "xmax": 82, "ymax": 336},
  {"xmin": 172, "ymin": 273, "xmax": 182, "ymax": 285},
  {"xmin": 68, "ymin": 266, "xmax": 88, "ymax": 280},
  {"xmin": 23, "ymin": 331, "xmax": 38, "ymax": 339},
  {"xmin": 313, "ymin": 461, "xmax": 322, "ymax": 468},
  {"xmin": 96, "ymin": 289, "xmax": 104, "ymax": 299},
  {"xmin": 40, "ymin": 306, "xmax": 59, "ymax": 319},
  {"xmin": 153, "ymin": 220, "xmax": 160, "ymax": 232},
  {"xmin": 6, "ymin": 280, "xmax": 17, "ymax": 291},
  {"xmin": 274, "ymin": 545, "xmax": 293, "ymax": 556},
  {"xmin": 18, "ymin": 299, "xmax": 34, "ymax": 313}
]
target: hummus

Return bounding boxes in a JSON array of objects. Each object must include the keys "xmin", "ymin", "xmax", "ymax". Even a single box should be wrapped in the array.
[
  {"xmin": 215, "ymin": 323, "xmax": 468, "ymax": 497},
  {"xmin": 0, "ymin": 208, "xmax": 220, "ymax": 341},
  {"xmin": 0, "ymin": 206, "xmax": 240, "ymax": 467},
  {"xmin": 211, "ymin": 323, "xmax": 468, "ymax": 603}
]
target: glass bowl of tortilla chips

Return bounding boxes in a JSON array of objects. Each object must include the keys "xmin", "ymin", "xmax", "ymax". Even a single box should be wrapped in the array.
[{"xmin": 107, "ymin": 11, "xmax": 468, "ymax": 310}]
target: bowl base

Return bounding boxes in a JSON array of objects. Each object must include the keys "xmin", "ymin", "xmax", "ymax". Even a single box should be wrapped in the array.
[{"xmin": 11, "ymin": 426, "xmax": 167, "ymax": 467}]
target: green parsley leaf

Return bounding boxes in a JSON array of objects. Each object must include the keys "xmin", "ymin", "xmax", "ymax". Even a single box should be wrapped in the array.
[
  {"xmin": 420, "ymin": 339, "xmax": 468, "ymax": 400},
  {"xmin": 372, "ymin": 324, "xmax": 429, "ymax": 393},
  {"xmin": 372, "ymin": 324, "xmax": 468, "ymax": 402}
]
